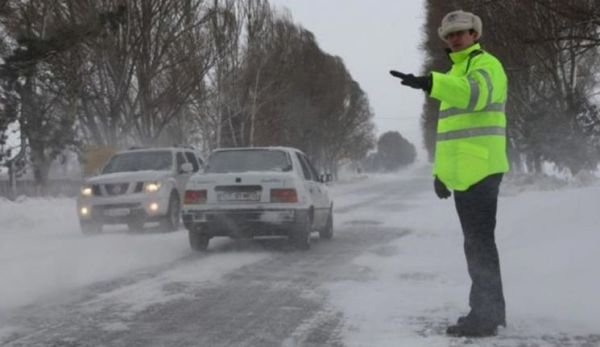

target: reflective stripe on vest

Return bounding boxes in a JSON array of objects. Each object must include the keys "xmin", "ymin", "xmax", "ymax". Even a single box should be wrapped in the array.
[
  {"xmin": 441, "ymin": 68, "xmax": 498, "ymax": 119},
  {"xmin": 467, "ymin": 76, "xmax": 479, "ymax": 110},
  {"xmin": 439, "ymin": 102, "xmax": 505, "ymax": 119},
  {"xmin": 437, "ymin": 126, "xmax": 506, "ymax": 141},
  {"xmin": 474, "ymin": 69, "xmax": 494, "ymax": 105}
]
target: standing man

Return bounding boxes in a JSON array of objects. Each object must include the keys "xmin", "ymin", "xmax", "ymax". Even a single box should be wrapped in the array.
[{"xmin": 390, "ymin": 10, "xmax": 509, "ymax": 337}]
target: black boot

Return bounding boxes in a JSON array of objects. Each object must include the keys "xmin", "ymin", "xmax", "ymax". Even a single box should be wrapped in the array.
[
  {"xmin": 456, "ymin": 315, "xmax": 506, "ymax": 328},
  {"xmin": 446, "ymin": 317, "xmax": 500, "ymax": 337},
  {"xmin": 457, "ymin": 312, "xmax": 505, "ymax": 327},
  {"xmin": 456, "ymin": 312, "xmax": 471, "ymax": 325}
]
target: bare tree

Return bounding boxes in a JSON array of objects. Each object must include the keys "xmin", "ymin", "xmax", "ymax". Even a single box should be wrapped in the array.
[
  {"xmin": 128, "ymin": 0, "xmax": 215, "ymax": 146},
  {"xmin": 1, "ymin": 0, "xmax": 377, "ymax": 190},
  {"xmin": 0, "ymin": 0, "xmax": 125, "ymax": 189}
]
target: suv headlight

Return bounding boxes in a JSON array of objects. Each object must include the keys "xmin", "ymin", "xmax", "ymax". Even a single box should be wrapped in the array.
[
  {"xmin": 144, "ymin": 182, "xmax": 162, "ymax": 193},
  {"xmin": 80, "ymin": 186, "xmax": 93, "ymax": 197}
]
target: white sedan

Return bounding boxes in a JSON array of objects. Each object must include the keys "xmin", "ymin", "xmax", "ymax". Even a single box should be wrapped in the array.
[{"xmin": 181, "ymin": 147, "xmax": 333, "ymax": 251}]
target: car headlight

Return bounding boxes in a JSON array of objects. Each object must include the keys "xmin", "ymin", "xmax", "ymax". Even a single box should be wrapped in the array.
[
  {"xmin": 81, "ymin": 186, "xmax": 93, "ymax": 197},
  {"xmin": 144, "ymin": 182, "xmax": 162, "ymax": 193}
]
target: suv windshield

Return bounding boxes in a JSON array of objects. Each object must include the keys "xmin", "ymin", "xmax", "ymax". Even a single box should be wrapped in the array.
[
  {"xmin": 102, "ymin": 151, "xmax": 173, "ymax": 174},
  {"xmin": 206, "ymin": 150, "xmax": 291, "ymax": 173}
]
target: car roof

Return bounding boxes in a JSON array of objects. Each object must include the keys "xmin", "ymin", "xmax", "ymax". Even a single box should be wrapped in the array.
[
  {"xmin": 212, "ymin": 146, "xmax": 302, "ymax": 154},
  {"xmin": 116, "ymin": 147, "xmax": 200, "ymax": 155}
]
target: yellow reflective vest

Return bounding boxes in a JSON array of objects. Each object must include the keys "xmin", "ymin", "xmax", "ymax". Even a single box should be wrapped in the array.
[{"xmin": 430, "ymin": 43, "xmax": 509, "ymax": 191}]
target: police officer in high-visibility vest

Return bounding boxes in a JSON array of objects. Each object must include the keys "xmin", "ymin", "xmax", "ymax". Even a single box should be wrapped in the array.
[{"xmin": 390, "ymin": 10, "xmax": 508, "ymax": 337}]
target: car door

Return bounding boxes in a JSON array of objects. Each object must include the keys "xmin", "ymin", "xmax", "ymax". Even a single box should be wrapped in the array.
[
  {"xmin": 295, "ymin": 153, "xmax": 327, "ymax": 229},
  {"xmin": 303, "ymin": 154, "xmax": 330, "ymax": 228},
  {"xmin": 295, "ymin": 152, "xmax": 318, "ymax": 210}
]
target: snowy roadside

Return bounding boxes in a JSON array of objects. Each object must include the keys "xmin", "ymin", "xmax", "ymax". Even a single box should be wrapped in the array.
[
  {"xmin": 0, "ymin": 196, "xmax": 269, "ymax": 318},
  {"xmin": 325, "ymin": 173, "xmax": 600, "ymax": 346},
  {"xmin": 1, "ymin": 170, "xmax": 599, "ymax": 346}
]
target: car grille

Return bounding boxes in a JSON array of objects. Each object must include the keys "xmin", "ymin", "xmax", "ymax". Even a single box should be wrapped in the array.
[
  {"xmin": 92, "ymin": 184, "xmax": 102, "ymax": 196},
  {"xmin": 99, "ymin": 203, "xmax": 141, "ymax": 210},
  {"xmin": 92, "ymin": 183, "xmax": 130, "ymax": 196}
]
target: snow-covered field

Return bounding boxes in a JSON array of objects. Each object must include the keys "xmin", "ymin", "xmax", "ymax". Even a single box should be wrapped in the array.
[
  {"xmin": 329, "ymin": 172, "xmax": 600, "ymax": 346},
  {"xmin": 1, "ymin": 169, "xmax": 599, "ymax": 346},
  {"xmin": 0, "ymin": 197, "xmax": 268, "ymax": 316}
]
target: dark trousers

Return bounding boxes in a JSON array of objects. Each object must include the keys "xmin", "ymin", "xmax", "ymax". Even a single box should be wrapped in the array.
[{"xmin": 454, "ymin": 173, "xmax": 505, "ymax": 325}]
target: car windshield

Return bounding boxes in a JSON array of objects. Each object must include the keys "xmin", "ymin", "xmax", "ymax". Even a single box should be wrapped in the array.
[
  {"xmin": 102, "ymin": 151, "xmax": 173, "ymax": 174},
  {"xmin": 205, "ymin": 150, "xmax": 292, "ymax": 173}
]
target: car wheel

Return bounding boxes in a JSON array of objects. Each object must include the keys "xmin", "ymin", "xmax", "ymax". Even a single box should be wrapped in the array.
[
  {"xmin": 160, "ymin": 192, "xmax": 180, "ymax": 232},
  {"xmin": 291, "ymin": 213, "xmax": 311, "ymax": 250},
  {"xmin": 188, "ymin": 229, "xmax": 210, "ymax": 251},
  {"xmin": 80, "ymin": 220, "xmax": 102, "ymax": 234},
  {"xmin": 319, "ymin": 210, "xmax": 333, "ymax": 240}
]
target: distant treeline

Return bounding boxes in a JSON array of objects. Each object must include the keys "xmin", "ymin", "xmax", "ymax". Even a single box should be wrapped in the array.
[{"xmin": 0, "ymin": 0, "xmax": 375, "ymax": 189}]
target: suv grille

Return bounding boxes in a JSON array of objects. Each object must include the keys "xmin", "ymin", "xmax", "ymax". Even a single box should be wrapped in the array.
[
  {"xmin": 99, "ymin": 203, "xmax": 141, "ymax": 210},
  {"xmin": 104, "ymin": 183, "xmax": 130, "ymax": 196},
  {"xmin": 92, "ymin": 184, "xmax": 102, "ymax": 196}
]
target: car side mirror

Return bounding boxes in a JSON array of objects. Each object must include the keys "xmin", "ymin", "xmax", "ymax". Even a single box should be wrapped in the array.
[
  {"xmin": 319, "ymin": 174, "xmax": 326, "ymax": 183},
  {"xmin": 319, "ymin": 173, "xmax": 332, "ymax": 183},
  {"xmin": 180, "ymin": 162, "xmax": 194, "ymax": 174}
]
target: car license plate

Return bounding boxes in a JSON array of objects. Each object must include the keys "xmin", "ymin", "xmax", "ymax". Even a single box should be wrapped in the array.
[
  {"xmin": 104, "ymin": 208, "xmax": 130, "ymax": 217},
  {"xmin": 218, "ymin": 191, "xmax": 260, "ymax": 202}
]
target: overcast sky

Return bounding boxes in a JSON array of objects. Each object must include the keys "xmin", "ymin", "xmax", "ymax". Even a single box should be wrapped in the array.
[{"xmin": 269, "ymin": 0, "xmax": 428, "ymax": 157}]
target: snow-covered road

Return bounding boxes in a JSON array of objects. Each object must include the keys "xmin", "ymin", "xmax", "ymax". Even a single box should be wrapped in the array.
[{"xmin": 1, "ymin": 165, "xmax": 599, "ymax": 346}]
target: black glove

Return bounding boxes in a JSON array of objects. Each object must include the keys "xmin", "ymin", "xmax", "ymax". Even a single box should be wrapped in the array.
[
  {"xmin": 434, "ymin": 177, "xmax": 451, "ymax": 199},
  {"xmin": 389, "ymin": 70, "xmax": 432, "ymax": 93}
]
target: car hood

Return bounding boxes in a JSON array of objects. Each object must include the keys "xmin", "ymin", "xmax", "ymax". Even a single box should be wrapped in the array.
[
  {"xmin": 85, "ymin": 170, "xmax": 171, "ymax": 184},
  {"xmin": 189, "ymin": 171, "xmax": 293, "ymax": 186}
]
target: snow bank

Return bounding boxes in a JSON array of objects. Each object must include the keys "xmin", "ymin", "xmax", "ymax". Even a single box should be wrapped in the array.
[
  {"xmin": 1, "ymin": 172, "xmax": 599, "ymax": 345},
  {"xmin": 327, "ymin": 174, "xmax": 600, "ymax": 345},
  {"xmin": 0, "ymin": 197, "xmax": 266, "ymax": 315}
]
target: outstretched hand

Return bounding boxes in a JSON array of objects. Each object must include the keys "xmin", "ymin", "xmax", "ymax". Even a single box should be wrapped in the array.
[
  {"xmin": 389, "ymin": 70, "xmax": 408, "ymax": 79},
  {"xmin": 389, "ymin": 70, "xmax": 432, "ymax": 93}
]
